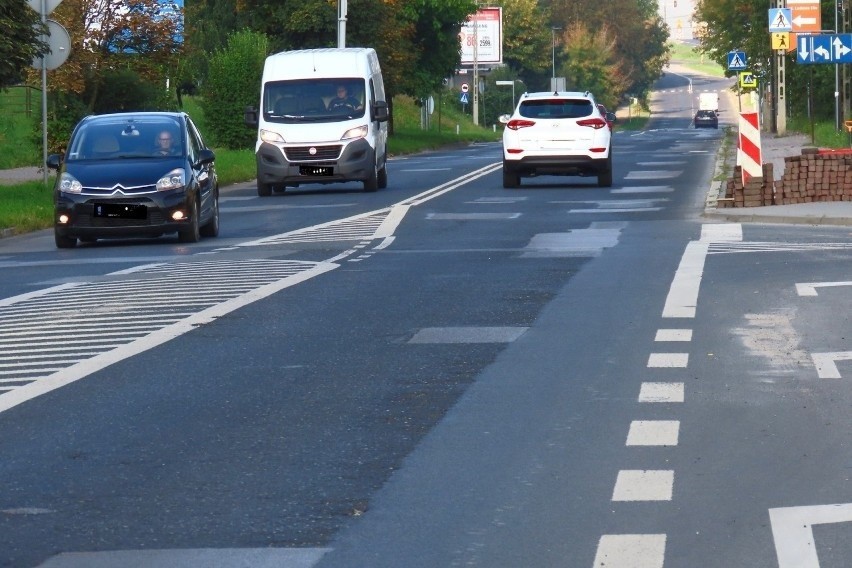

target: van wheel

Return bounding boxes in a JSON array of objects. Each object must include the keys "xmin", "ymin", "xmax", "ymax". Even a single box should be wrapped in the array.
[
  {"xmin": 257, "ymin": 182, "xmax": 272, "ymax": 197},
  {"xmin": 377, "ymin": 163, "xmax": 388, "ymax": 189},
  {"xmin": 364, "ymin": 160, "xmax": 379, "ymax": 192}
]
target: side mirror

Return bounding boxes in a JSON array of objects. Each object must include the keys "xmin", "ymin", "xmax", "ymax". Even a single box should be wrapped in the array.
[
  {"xmin": 606, "ymin": 112, "xmax": 617, "ymax": 124},
  {"xmin": 498, "ymin": 114, "xmax": 510, "ymax": 124},
  {"xmin": 46, "ymin": 154, "xmax": 62, "ymax": 170},
  {"xmin": 197, "ymin": 148, "xmax": 216, "ymax": 165},
  {"xmin": 373, "ymin": 100, "xmax": 389, "ymax": 123},
  {"xmin": 244, "ymin": 106, "xmax": 258, "ymax": 128}
]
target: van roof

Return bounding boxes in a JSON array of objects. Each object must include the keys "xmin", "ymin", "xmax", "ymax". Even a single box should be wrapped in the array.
[{"xmin": 264, "ymin": 48, "xmax": 379, "ymax": 79}]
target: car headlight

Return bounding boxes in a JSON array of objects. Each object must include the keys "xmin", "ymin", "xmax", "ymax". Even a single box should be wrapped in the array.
[
  {"xmin": 341, "ymin": 125, "xmax": 368, "ymax": 141},
  {"xmin": 58, "ymin": 172, "xmax": 82, "ymax": 194},
  {"xmin": 156, "ymin": 168, "xmax": 186, "ymax": 191},
  {"xmin": 260, "ymin": 129, "xmax": 286, "ymax": 144}
]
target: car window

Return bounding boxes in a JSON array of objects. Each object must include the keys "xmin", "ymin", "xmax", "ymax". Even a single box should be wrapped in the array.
[
  {"xmin": 67, "ymin": 117, "xmax": 184, "ymax": 161},
  {"xmin": 519, "ymin": 99, "xmax": 593, "ymax": 119}
]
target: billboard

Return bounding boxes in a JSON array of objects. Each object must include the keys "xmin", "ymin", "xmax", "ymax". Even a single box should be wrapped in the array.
[{"xmin": 459, "ymin": 7, "xmax": 502, "ymax": 65}]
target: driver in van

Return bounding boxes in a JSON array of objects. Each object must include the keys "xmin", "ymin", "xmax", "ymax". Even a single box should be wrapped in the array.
[{"xmin": 327, "ymin": 85, "xmax": 362, "ymax": 112}]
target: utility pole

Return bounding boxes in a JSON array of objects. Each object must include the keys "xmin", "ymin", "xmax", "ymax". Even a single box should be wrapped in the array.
[{"xmin": 472, "ymin": 9, "xmax": 479, "ymax": 126}]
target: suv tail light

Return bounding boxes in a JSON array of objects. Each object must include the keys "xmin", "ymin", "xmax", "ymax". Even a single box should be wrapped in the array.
[
  {"xmin": 507, "ymin": 119, "xmax": 536, "ymax": 130},
  {"xmin": 576, "ymin": 117, "xmax": 607, "ymax": 130}
]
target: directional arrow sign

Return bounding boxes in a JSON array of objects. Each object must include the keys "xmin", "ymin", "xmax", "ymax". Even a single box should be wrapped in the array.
[
  {"xmin": 796, "ymin": 34, "xmax": 852, "ymax": 64},
  {"xmin": 787, "ymin": 0, "xmax": 821, "ymax": 32}
]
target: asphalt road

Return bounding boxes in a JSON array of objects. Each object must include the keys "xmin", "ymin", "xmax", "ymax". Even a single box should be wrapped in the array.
[{"xmin": 1, "ymin": 68, "xmax": 851, "ymax": 568}]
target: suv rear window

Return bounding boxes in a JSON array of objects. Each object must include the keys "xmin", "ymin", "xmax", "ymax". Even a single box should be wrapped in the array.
[{"xmin": 519, "ymin": 99, "xmax": 593, "ymax": 119}]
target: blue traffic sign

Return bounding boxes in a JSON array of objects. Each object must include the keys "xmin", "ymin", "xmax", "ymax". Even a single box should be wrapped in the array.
[
  {"xmin": 459, "ymin": 92, "xmax": 469, "ymax": 104},
  {"xmin": 727, "ymin": 51, "xmax": 747, "ymax": 70},
  {"xmin": 768, "ymin": 8, "xmax": 792, "ymax": 32},
  {"xmin": 796, "ymin": 34, "xmax": 852, "ymax": 64}
]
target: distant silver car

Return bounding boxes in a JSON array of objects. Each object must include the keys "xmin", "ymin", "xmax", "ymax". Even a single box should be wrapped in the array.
[
  {"xmin": 499, "ymin": 91, "xmax": 614, "ymax": 188},
  {"xmin": 694, "ymin": 109, "xmax": 719, "ymax": 129}
]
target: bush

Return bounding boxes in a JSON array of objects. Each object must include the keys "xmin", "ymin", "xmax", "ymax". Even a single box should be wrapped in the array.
[{"xmin": 200, "ymin": 29, "xmax": 269, "ymax": 149}]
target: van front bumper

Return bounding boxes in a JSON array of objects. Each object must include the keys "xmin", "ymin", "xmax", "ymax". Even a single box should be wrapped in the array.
[{"xmin": 256, "ymin": 138, "xmax": 374, "ymax": 187}]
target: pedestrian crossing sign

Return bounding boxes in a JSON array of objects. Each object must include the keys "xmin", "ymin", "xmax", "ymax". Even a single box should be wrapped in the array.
[
  {"xmin": 727, "ymin": 51, "xmax": 747, "ymax": 70},
  {"xmin": 739, "ymin": 71, "xmax": 757, "ymax": 89},
  {"xmin": 768, "ymin": 8, "xmax": 792, "ymax": 32}
]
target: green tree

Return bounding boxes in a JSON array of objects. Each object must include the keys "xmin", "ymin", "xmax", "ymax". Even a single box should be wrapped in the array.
[
  {"xmin": 559, "ymin": 23, "xmax": 627, "ymax": 108},
  {"xmin": 493, "ymin": 0, "xmax": 551, "ymax": 90},
  {"xmin": 0, "ymin": 0, "xmax": 47, "ymax": 88},
  {"xmin": 200, "ymin": 29, "xmax": 268, "ymax": 149}
]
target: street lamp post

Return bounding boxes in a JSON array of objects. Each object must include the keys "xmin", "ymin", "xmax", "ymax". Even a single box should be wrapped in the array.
[{"xmin": 551, "ymin": 27, "xmax": 562, "ymax": 81}]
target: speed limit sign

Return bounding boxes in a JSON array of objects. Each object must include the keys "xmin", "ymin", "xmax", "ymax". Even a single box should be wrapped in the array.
[{"xmin": 461, "ymin": 83, "xmax": 469, "ymax": 93}]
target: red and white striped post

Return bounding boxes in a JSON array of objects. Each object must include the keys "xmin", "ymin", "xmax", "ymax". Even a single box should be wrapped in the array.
[{"xmin": 738, "ymin": 112, "xmax": 763, "ymax": 185}]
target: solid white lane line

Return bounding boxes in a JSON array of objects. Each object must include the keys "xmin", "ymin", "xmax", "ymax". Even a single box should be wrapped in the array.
[
  {"xmin": 662, "ymin": 240, "xmax": 708, "ymax": 318},
  {"xmin": 612, "ymin": 470, "xmax": 674, "ymax": 501},
  {"xmin": 654, "ymin": 329, "xmax": 692, "ymax": 342},
  {"xmin": 796, "ymin": 281, "xmax": 852, "ymax": 296},
  {"xmin": 647, "ymin": 353, "xmax": 689, "ymax": 368},
  {"xmin": 626, "ymin": 420, "xmax": 680, "ymax": 446},
  {"xmin": 593, "ymin": 534, "xmax": 666, "ymax": 568},
  {"xmin": 770, "ymin": 503, "xmax": 852, "ymax": 568},
  {"xmin": 812, "ymin": 351, "xmax": 852, "ymax": 379},
  {"xmin": 638, "ymin": 382, "xmax": 684, "ymax": 403},
  {"xmin": 700, "ymin": 223, "xmax": 743, "ymax": 242}
]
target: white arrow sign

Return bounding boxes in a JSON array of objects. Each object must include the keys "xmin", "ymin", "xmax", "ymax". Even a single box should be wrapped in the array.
[
  {"xmin": 799, "ymin": 36, "xmax": 810, "ymax": 59},
  {"xmin": 815, "ymin": 44, "xmax": 831, "ymax": 59},
  {"xmin": 794, "ymin": 15, "xmax": 817, "ymax": 26},
  {"xmin": 812, "ymin": 351, "xmax": 852, "ymax": 378},
  {"xmin": 834, "ymin": 37, "xmax": 852, "ymax": 58},
  {"xmin": 770, "ymin": 503, "xmax": 852, "ymax": 568},
  {"xmin": 796, "ymin": 280, "xmax": 852, "ymax": 296}
]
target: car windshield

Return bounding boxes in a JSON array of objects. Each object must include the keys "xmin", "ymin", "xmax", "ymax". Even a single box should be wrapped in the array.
[
  {"xmin": 519, "ymin": 99, "xmax": 594, "ymax": 119},
  {"xmin": 263, "ymin": 78, "xmax": 366, "ymax": 123},
  {"xmin": 65, "ymin": 116, "xmax": 184, "ymax": 162}
]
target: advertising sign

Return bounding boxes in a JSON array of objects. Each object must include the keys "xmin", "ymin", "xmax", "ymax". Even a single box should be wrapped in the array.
[{"xmin": 459, "ymin": 7, "xmax": 502, "ymax": 65}]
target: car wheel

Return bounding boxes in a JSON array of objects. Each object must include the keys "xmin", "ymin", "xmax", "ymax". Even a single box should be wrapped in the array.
[
  {"xmin": 178, "ymin": 198, "xmax": 201, "ymax": 243},
  {"xmin": 597, "ymin": 151, "xmax": 613, "ymax": 188},
  {"xmin": 55, "ymin": 228, "xmax": 77, "ymax": 249},
  {"xmin": 364, "ymin": 158, "xmax": 379, "ymax": 192},
  {"xmin": 257, "ymin": 182, "xmax": 272, "ymax": 197},
  {"xmin": 377, "ymin": 162, "xmax": 388, "ymax": 189},
  {"xmin": 502, "ymin": 163, "xmax": 520, "ymax": 188},
  {"xmin": 200, "ymin": 190, "xmax": 219, "ymax": 238}
]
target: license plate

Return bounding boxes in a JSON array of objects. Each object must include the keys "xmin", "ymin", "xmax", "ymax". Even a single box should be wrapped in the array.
[
  {"xmin": 299, "ymin": 166, "xmax": 333, "ymax": 176},
  {"xmin": 93, "ymin": 203, "xmax": 147, "ymax": 220}
]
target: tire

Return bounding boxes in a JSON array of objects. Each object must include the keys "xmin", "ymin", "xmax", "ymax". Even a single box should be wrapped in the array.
[
  {"xmin": 257, "ymin": 182, "xmax": 272, "ymax": 197},
  {"xmin": 364, "ymin": 158, "xmax": 379, "ymax": 192},
  {"xmin": 54, "ymin": 228, "xmax": 77, "ymax": 249},
  {"xmin": 597, "ymin": 151, "xmax": 613, "ymax": 188},
  {"xmin": 502, "ymin": 163, "xmax": 520, "ymax": 188},
  {"xmin": 200, "ymin": 191, "xmax": 219, "ymax": 238},
  {"xmin": 377, "ymin": 163, "xmax": 388, "ymax": 189},
  {"xmin": 178, "ymin": 198, "xmax": 201, "ymax": 243}
]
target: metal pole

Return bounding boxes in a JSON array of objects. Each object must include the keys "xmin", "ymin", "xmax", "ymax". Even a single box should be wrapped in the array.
[
  {"xmin": 337, "ymin": 0, "xmax": 347, "ymax": 48},
  {"xmin": 473, "ymin": 11, "xmax": 479, "ymax": 125},
  {"xmin": 41, "ymin": 0, "xmax": 48, "ymax": 185}
]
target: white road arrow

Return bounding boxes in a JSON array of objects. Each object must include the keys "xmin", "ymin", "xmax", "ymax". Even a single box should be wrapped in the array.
[
  {"xmin": 770, "ymin": 503, "xmax": 852, "ymax": 568},
  {"xmin": 796, "ymin": 280, "xmax": 852, "ymax": 296},
  {"xmin": 815, "ymin": 45, "xmax": 831, "ymax": 59},
  {"xmin": 834, "ymin": 37, "xmax": 851, "ymax": 58},
  {"xmin": 812, "ymin": 351, "xmax": 852, "ymax": 378}
]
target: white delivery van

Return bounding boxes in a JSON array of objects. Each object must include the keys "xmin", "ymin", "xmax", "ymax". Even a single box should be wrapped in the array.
[
  {"xmin": 244, "ymin": 48, "xmax": 389, "ymax": 196},
  {"xmin": 698, "ymin": 92, "xmax": 719, "ymax": 113}
]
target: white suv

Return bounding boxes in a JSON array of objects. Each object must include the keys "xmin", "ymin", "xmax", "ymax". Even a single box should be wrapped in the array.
[{"xmin": 500, "ymin": 91, "xmax": 614, "ymax": 188}]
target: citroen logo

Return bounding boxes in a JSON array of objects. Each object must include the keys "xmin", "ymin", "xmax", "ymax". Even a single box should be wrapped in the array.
[{"xmin": 309, "ymin": 147, "xmax": 317, "ymax": 155}]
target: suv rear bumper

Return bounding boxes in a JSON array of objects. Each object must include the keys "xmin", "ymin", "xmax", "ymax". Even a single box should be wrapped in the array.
[{"xmin": 503, "ymin": 154, "xmax": 610, "ymax": 176}]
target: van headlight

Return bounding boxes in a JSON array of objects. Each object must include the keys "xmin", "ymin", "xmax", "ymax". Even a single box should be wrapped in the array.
[
  {"xmin": 157, "ymin": 168, "xmax": 186, "ymax": 191},
  {"xmin": 260, "ymin": 129, "xmax": 286, "ymax": 144},
  {"xmin": 58, "ymin": 172, "xmax": 82, "ymax": 194},
  {"xmin": 341, "ymin": 125, "xmax": 368, "ymax": 141}
]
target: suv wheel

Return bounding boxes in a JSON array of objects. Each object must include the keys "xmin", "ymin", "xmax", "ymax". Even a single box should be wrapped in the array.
[
  {"xmin": 503, "ymin": 164, "xmax": 520, "ymax": 188},
  {"xmin": 597, "ymin": 152, "xmax": 613, "ymax": 188}
]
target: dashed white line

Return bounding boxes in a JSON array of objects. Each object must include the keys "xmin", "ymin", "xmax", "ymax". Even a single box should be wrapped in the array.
[
  {"xmin": 612, "ymin": 470, "xmax": 674, "ymax": 501},
  {"xmin": 647, "ymin": 352, "xmax": 689, "ymax": 368},
  {"xmin": 638, "ymin": 382, "xmax": 685, "ymax": 403},
  {"xmin": 626, "ymin": 420, "xmax": 680, "ymax": 446},
  {"xmin": 593, "ymin": 534, "xmax": 666, "ymax": 568},
  {"xmin": 654, "ymin": 329, "xmax": 692, "ymax": 342}
]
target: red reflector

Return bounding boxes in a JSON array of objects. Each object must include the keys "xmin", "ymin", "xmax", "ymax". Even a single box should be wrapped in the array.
[
  {"xmin": 507, "ymin": 149, "xmax": 524, "ymax": 154},
  {"xmin": 507, "ymin": 119, "xmax": 536, "ymax": 130},
  {"xmin": 590, "ymin": 147, "xmax": 607, "ymax": 153},
  {"xmin": 577, "ymin": 118, "xmax": 607, "ymax": 129}
]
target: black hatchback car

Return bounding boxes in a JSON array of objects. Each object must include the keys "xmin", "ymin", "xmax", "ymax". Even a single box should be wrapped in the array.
[
  {"xmin": 694, "ymin": 109, "xmax": 719, "ymax": 129},
  {"xmin": 48, "ymin": 112, "xmax": 219, "ymax": 248}
]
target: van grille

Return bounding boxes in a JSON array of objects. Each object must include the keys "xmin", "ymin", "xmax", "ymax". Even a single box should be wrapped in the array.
[{"xmin": 285, "ymin": 145, "xmax": 342, "ymax": 161}]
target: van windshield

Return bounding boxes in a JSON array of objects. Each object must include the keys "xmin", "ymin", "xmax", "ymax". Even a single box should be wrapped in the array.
[{"xmin": 263, "ymin": 79, "xmax": 366, "ymax": 122}]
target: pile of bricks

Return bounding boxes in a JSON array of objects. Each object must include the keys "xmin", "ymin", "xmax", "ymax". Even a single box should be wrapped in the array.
[{"xmin": 721, "ymin": 148, "xmax": 852, "ymax": 207}]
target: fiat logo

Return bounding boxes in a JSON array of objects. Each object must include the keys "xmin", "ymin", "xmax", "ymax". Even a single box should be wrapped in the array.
[{"xmin": 309, "ymin": 147, "xmax": 317, "ymax": 155}]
